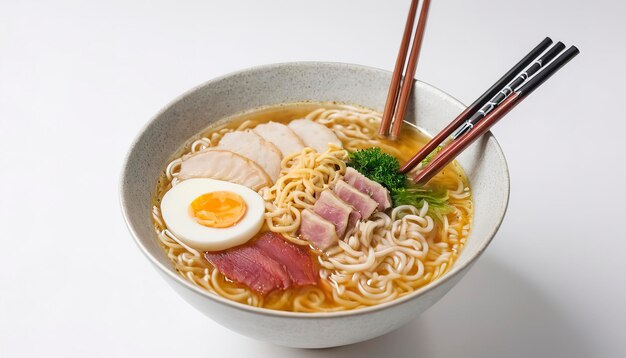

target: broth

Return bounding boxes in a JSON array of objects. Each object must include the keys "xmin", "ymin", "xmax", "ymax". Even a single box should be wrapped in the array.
[{"xmin": 152, "ymin": 102, "xmax": 473, "ymax": 312}]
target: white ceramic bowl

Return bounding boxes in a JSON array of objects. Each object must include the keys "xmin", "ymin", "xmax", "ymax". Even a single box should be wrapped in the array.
[{"xmin": 120, "ymin": 62, "xmax": 509, "ymax": 348}]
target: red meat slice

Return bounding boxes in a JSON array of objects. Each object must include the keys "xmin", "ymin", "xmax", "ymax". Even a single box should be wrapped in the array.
[
  {"xmin": 204, "ymin": 232, "xmax": 318, "ymax": 295},
  {"xmin": 205, "ymin": 245, "xmax": 291, "ymax": 295},
  {"xmin": 254, "ymin": 232, "xmax": 317, "ymax": 286}
]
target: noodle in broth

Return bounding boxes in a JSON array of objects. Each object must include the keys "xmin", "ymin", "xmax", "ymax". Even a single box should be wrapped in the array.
[{"xmin": 152, "ymin": 103, "xmax": 472, "ymax": 312}]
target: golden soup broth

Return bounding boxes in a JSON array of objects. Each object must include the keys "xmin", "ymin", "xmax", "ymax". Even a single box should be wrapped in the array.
[{"xmin": 153, "ymin": 102, "xmax": 473, "ymax": 312}]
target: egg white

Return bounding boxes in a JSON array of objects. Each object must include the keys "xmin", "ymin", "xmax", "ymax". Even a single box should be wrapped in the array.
[{"xmin": 160, "ymin": 178, "xmax": 265, "ymax": 251}]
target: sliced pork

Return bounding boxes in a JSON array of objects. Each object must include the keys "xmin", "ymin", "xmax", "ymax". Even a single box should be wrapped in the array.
[
  {"xmin": 333, "ymin": 179, "xmax": 378, "ymax": 220},
  {"xmin": 218, "ymin": 131, "xmax": 282, "ymax": 182},
  {"xmin": 299, "ymin": 209, "xmax": 338, "ymax": 251},
  {"xmin": 205, "ymin": 245, "xmax": 291, "ymax": 295},
  {"xmin": 205, "ymin": 232, "xmax": 318, "ymax": 295},
  {"xmin": 344, "ymin": 167, "xmax": 392, "ymax": 211},
  {"xmin": 254, "ymin": 232, "xmax": 317, "ymax": 286},
  {"xmin": 178, "ymin": 150, "xmax": 271, "ymax": 191},
  {"xmin": 253, "ymin": 121, "xmax": 305, "ymax": 157},
  {"xmin": 287, "ymin": 119, "xmax": 342, "ymax": 153},
  {"xmin": 313, "ymin": 190, "xmax": 360, "ymax": 238}
]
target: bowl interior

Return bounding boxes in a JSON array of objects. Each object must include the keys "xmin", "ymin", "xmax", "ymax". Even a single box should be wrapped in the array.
[{"xmin": 121, "ymin": 62, "xmax": 509, "ymax": 314}]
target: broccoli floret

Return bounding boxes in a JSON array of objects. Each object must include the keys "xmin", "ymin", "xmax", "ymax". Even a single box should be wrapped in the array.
[{"xmin": 347, "ymin": 148, "xmax": 407, "ymax": 191}]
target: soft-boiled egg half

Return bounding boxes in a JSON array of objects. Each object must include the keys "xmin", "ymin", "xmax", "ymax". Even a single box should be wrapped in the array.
[{"xmin": 160, "ymin": 178, "xmax": 265, "ymax": 251}]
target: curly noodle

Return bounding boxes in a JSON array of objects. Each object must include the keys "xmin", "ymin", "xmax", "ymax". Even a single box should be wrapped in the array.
[{"xmin": 152, "ymin": 104, "xmax": 473, "ymax": 312}]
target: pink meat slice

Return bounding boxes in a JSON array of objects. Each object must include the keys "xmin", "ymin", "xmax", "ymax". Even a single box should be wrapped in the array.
[
  {"xmin": 205, "ymin": 245, "xmax": 291, "ymax": 295},
  {"xmin": 333, "ymin": 179, "xmax": 378, "ymax": 220},
  {"xmin": 313, "ymin": 190, "xmax": 360, "ymax": 238},
  {"xmin": 254, "ymin": 232, "xmax": 318, "ymax": 286},
  {"xmin": 346, "ymin": 210, "xmax": 360, "ymax": 237},
  {"xmin": 344, "ymin": 167, "xmax": 392, "ymax": 211},
  {"xmin": 299, "ymin": 209, "xmax": 338, "ymax": 251}
]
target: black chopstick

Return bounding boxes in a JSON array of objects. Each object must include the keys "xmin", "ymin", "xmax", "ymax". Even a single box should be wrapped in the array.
[
  {"xmin": 412, "ymin": 45, "xmax": 580, "ymax": 185},
  {"xmin": 516, "ymin": 46, "xmax": 580, "ymax": 96},
  {"xmin": 399, "ymin": 37, "xmax": 554, "ymax": 174},
  {"xmin": 451, "ymin": 41, "xmax": 567, "ymax": 139}
]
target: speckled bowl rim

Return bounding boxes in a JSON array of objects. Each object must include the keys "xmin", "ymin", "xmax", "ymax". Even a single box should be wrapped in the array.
[{"xmin": 120, "ymin": 61, "xmax": 510, "ymax": 319}]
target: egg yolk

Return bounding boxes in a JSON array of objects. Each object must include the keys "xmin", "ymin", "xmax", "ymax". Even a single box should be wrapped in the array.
[{"xmin": 188, "ymin": 191, "xmax": 247, "ymax": 228}]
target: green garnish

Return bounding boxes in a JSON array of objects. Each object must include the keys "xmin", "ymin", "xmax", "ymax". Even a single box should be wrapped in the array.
[
  {"xmin": 347, "ymin": 147, "xmax": 455, "ymax": 217},
  {"xmin": 348, "ymin": 148, "xmax": 406, "ymax": 191},
  {"xmin": 391, "ymin": 185, "xmax": 453, "ymax": 218},
  {"xmin": 422, "ymin": 145, "xmax": 443, "ymax": 166}
]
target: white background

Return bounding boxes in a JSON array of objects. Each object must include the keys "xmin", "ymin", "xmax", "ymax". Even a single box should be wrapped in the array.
[{"xmin": 1, "ymin": 1, "xmax": 625, "ymax": 357}]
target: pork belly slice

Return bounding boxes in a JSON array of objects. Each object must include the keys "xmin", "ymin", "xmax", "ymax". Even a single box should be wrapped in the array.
[
  {"xmin": 205, "ymin": 245, "xmax": 291, "ymax": 295},
  {"xmin": 287, "ymin": 119, "xmax": 342, "ymax": 153},
  {"xmin": 218, "ymin": 130, "xmax": 282, "ymax": 182},
  {"xmin": 253, "ymin": 121, "xmax": 305, "ymax": 157},
  {"xmin": 333, "ymin": 179, "xmax": 378, "ymax": 220},
  {"xmin": 254, "ymin": 232, "xmax": 317, "ymax": 286},
  {"xmin": 343, "ymin": 167, "xmax": 392, "ymax": 211},
  {"xmin": 313, "ymin": 190, "xmax": 360, "ymax": 238},
  {"xmin": 299, "ymin": 209, "xmax": 338, "ymax": 251}
]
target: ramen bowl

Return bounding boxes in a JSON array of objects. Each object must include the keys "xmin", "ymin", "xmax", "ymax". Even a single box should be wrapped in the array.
[{"xmin": 120, "ymin": 62, "xmax": 509, "ymax": 348}]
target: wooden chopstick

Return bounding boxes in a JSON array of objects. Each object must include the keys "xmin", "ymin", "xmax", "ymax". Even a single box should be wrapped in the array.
[
  {"xmin": 389, "ymin": 0, "xmax": 431, "ymax": 139},
  {"xmin": 413, "ymin": 46, "xmax": 580, "ymax": 185},
  {"xmin": 379, "ymin": 0, "xmax": 420, "ymax": 137},
  {"xmin": 398, "ymin": 37, "xmax": 554, "ymax": 174}
]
